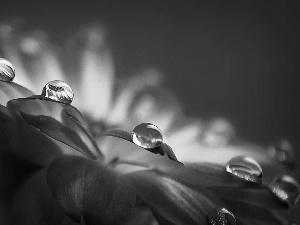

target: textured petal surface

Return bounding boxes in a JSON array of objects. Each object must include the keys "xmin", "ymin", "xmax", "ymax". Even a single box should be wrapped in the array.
[
  {"xmin": 46, "ymin": 155, "xmax": 136, "ymax": 225},
  {"xmin": 11, "ymin": 170, "xmax": 85, "ymax": 225},
  {"xmin": 127, "ymin": 171, "xmax": 224, "ymax": 225}
]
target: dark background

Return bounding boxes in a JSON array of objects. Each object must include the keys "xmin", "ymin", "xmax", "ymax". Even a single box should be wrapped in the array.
[{"xmin": 1, "ymin": 0, "xmax": 299, "ymax": 146}]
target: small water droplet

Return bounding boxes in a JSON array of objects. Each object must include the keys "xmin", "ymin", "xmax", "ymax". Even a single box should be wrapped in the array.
[
  {"xmin": 132, "ymin": 123, "xmax": 163, "ymax": 149},
  {"xmin": 226, "ymin": 156, "xmax": 263, "ymax": 183},
  {"xmin": 208, "ymin": 207, "xmax": 236, "ymax": 225},
  {"xmin": 267, "ymin": 139, "xmax": 295, "ymax": 167},
  {"xmin": 269, "ymin": 175, "xmax": 300, "ymax": 206},
  {"xmin": 0, "ymin": 58, "xmax": 15, "ymax": 82},
  {"xmin": 41, "ymin": 80, "xmax": 74, "ymax": 104}
]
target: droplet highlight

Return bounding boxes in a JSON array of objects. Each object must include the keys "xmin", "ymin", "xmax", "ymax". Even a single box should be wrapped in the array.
[
  {"xmin": 226, "ymin": 156, "xmax": 263, "ymax": 183},
  {"xmin": 132, "ymin": 123, "xmax": 163, "ymax": 149},
  {"xmin": 208, "ymin": 207, "xmax": 236, "ymax": 225},
  {"xmin": 269, "ymin": 175, "xmax": 300, "ymax": 206},
  {"xmin": 267, "ymin": 139, "xmax": 295, "ymax": 167},
  {"xmin": 0, "ymin": 58, "xmax": 15, "ymax": 82},
  {"xmin": 41, "ymin": 80, "xmax": 74, "ymax": 104}
]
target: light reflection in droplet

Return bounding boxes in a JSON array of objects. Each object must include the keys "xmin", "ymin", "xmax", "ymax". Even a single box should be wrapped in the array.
[
  {"xmin": 208, "ymin": 207, "xmax": 236, "ymax": 225},
  {"xmin": 132, "ymin": 123, "xmax": 163, "ymax": 149},
  {"xmin": 226, "ymin": 156, "xmax": 262, "ymax": 183},
  {"xmin": 41, "ymin": 80, "xmax": 74, "ymax": 104},
  {"xmin": 269, "ymin": 175, "xmax": 300, "ymax": 206},
  {"xmin": 0, "ymin": 58, "xmax": 15, "ymax": 82}
]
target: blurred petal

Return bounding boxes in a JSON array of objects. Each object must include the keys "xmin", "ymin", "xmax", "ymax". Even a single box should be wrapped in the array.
[
  {"xmin": 0, "ymin": 81, "xmax": 33, "ymax": 105},
  {"xmin": 127, "ymin": 171, "xmax": 224, "ymax": 225},
  {"xmin": 78, "ymin": 25, "xmax": 114, "ymax": 120},
  {"xmin": 11, "ymin": 170, "xmax": 84, "ymax": 225},
  {"xmin": 226, "ymin": 202, "xmax": 287, "ymax": 225},
  {"xmin": 107, "ymin": 68, "xmax": 161, "ymax": 125},
  {"xmin": 46, "ymin": 155, "xmax": 136, "ymax": 225},
  {"xmin": 210, "ymin": 186, "xmax": 289, "ymax": 210},
  {"xmin": 128, "ymin": 87, "xmax": 181, "ymax": 133}
]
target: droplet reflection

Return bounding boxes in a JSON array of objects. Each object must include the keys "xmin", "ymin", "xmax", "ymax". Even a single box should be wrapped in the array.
[
  {"xmin": 132, "ymin": 123, "xmax": 163, "ymax": 149},
  {"xmin": 0, "ymin": 58, "xmax": 15, "ymax": 82},
  {"xmin": 208, "ymin": 207, "xmax": 236, "ymax": 225},
  {"xmin": 269, "ymin": 175, "xmax": 300, "ymax": 206},
  {"xmin": 226, "ymin": 156, "xmax": 262, "ymax": 183},
  {"xmin": 41, "ymin": 80, "xmax": 74, "ymax": 104}
]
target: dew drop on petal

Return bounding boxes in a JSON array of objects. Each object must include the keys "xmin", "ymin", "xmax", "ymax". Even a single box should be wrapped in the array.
[
  {"xmin": 132, "ymin": 123, "xmax": 163, "ymax": 149},
  {"xmin": 226, "ymin": 156, "xmax": 263, "ymax": 183},
  {"xmin": 269, "ymin": 175, "xmax": 300, "ymax": 206},
  {"xmin": 267, "ymin": 139, "xmax": 295, "ymax": 166},
  {"xmin": 208, "ymin": 207, "xmax": 236, "ymax": 225},
  {"xmin": 41, "ymin": 80, "xmax": 74, "ymax": 104},
  {"xmin": 0, "ymin": 58, "xmax": 15, "ymax": 82}
]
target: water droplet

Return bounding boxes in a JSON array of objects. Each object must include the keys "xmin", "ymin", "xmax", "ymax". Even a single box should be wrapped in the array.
[
  {"xmin": 226, "ymin": 156, "xmax": 263, "ymax": 183},
  {"xmin": 0, "ymin": 58, "xmax": 15, "ymax": 82},
  {"xmin": 208, "ymin": 207, "xmax": 236, "ymax": 225},
  {"xmin": 269, "ymin": 175, "xmax": 300, "ymax": 206},
  {"xmin": 132, "ymin": 123, "xmax": 163, "ymax": 149},
  {"xmin": 267, "ymin": 139, "xmax": 295, "ymax": 167},
  {"xmin": 41, "ymin": 80, "xmax": 74, "ymax": 104},
  {"xmin": 202, "ymin": 118, "xmax": 236, "ymax": 147}
]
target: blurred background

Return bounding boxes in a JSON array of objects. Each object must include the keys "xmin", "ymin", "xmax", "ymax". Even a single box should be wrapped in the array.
[{"xmin": 0, "ymin": 0, "xmax": 299, "ymax": 147}]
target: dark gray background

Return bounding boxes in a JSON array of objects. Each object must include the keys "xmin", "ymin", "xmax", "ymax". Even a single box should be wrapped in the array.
[{"xmin": 1, "ymin": 0, "xmax": 299, "ymax": 145}]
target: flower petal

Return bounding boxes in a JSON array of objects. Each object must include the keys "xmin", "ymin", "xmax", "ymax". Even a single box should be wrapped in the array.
[
  {"xmin": 210, "ymin": 186, "xmax": 289, "ymax": 210},
  {"xmin": 0, "ymin": 104, "xmax": 62, "ymax": 167},
  {"xmin": 77, "ymin": 25, "xmax": 115, "ymax": 120},
  {"xmin": 11, "ymin": 170, "xmax": 84, "ymax": 225},
  {"xmin": 46, "ymin": 155, "xmax": 136, "ymax": 225},
  {"xmin": 107, "ymin": 68, "xmax": 162, "ymax": 125},
  {"xmin": 126, "ymin": 171, "xmax": 224, "ymax": 225},
  {"xmin": 102, "ymin": 128, "xmax": 182, "ymax": 163},
  {"xmin": 0, "ymin": 81, "xmax": 33, "ymax": 105},
  {"xmin": 7, "ymin": 96, "xmax": 102, "ymax": 159},
  {"xmin": 166, "ymin": 163, "xmax": 264, "ymax": 189},
  {"xmin": 226, "ymin": 202, "xmax": 287, "ymax": 225}
]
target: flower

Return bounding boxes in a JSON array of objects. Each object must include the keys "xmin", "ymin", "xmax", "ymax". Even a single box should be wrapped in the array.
[{"xmin": 0, "ymin": 20, "xmax": 299, "ymax": 224}]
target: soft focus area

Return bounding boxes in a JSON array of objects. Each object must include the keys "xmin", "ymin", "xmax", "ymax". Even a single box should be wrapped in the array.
[{"xmin": 1, "ymin": 1, "xmax": 299, "ymax": 148}]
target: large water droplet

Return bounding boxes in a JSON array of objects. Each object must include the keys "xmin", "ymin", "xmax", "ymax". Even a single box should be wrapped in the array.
[
  {"xmin": 208, "ymin": 207, "xmax": 236, "ymax": 225},
  {"xmin": 132, "ymin": 123, "xmax": 163, "ymax": 149},
  {"xmin": 0, "ymin": 58, "xmax": 15, "ymax": 82},
  {"xmin": 41, "ymin": 80, "xmax": 74, "ymax": 104},
  {"xmin": 226, "ymin": 156, "xmax": 263, "ymax": 183},
  {"xmin": 269, "ymin": 175, "xmax": 300, "ymax": 206},
  {"xmin": 267, "ymin": 139, "xmax": 295, "ymax": 167}
]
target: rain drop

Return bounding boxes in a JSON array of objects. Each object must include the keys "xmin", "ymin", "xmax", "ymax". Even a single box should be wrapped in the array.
[
  {"xmin": 269, "ymin": 175, "xmax": 300, "ymax": 206},
  {"xmin": 41, "ymin": 80, "xmax": 74, "ymax": 104},
  {"xmin": 208, "ymin": 207, "xmax": 236, "ymax": 225},
  {"xmin": 0, "ymin": 58, "xmax": 15, "ymax": 82},
  {"xmin": 267, "ymin": 139, "xmax": 295, "ymax": 167},
  {"xmin": 226, "ymin": 156, "xmax": 263, "ymax": 183},
  {"xmin": 132, "ymin": 123, "xmax": 163, "ymax": 149}
]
